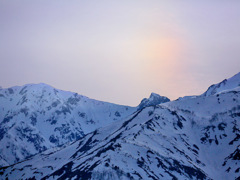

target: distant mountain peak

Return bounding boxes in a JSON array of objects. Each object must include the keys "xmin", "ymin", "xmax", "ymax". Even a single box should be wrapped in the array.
[
  {"xmin": 149, "ymin": 92, "xmax": 161, "ymax": 99},
  {"xmin": 202, "ymin": 72, "xmax": 240, "ymax": 96},
  {"xmin": 138, "ymin": 92, "xmax": 170, "ymax": 110}
]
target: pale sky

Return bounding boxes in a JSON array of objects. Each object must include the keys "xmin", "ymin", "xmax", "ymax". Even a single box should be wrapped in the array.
[{"xmin": 0, "ymin": 1, "xmax": 240, "ymax": 106}]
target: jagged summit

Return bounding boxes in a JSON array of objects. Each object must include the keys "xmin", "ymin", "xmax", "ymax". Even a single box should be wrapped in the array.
[
  {"xmin": 202, "ymin": 72, "xmax": 240, "ymax": 96},
  {"xmin": 138, "ymin": 92, "xmax": 170, "ymax": 110}
]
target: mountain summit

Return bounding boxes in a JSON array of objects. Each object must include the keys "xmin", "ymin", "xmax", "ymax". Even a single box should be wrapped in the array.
[
  {"xmin": 138, "ymin": 93, "xmax": 170, "ymax": 110},
  {"xmin": 202, "ymin": 72, "xmax": 240, "ymax": 96}
]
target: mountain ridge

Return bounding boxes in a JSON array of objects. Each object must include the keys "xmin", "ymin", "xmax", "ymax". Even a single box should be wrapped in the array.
[
  {"xmin": 0, "ymin": 72, "xmax": 240, "ymax": 179},
  {"xmin": 1, "ymin": 80, "xmax": 239, "ymax": 179},
  {"xmin": 202, "ymin": 72, "xmax": 240, "ymax": 96},
  {"xmin": 0, "ymin": 83, "xmax": 169, "ymax": 167},
  {"xmin": 0, "ymin": 83, "xmax": 136, "ymax": 167}
]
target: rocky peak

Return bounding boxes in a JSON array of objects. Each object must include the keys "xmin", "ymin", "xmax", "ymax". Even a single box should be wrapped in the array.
[{"xmin": 138, "ymin": 92, "xmax": 170, "ymax": 110}]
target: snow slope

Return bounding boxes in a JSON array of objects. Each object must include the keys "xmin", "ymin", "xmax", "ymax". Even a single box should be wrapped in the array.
[
  {"xmin": 0, "ymin": 83, "xmax": 168, "ymax": 167},
  {"xmin": 1, "ymin": 73, "xmax": 239, "ymax": 180},
  {"xmin": 0, "ymin": 83, "xmax": 137, "ymax": 167},
  {"xmin": 202, "ymin": 72, "xmax": 240, "ymax": 96}
]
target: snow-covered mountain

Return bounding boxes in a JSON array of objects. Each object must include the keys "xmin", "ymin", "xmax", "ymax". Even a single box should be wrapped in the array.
[
  {"xmin": 0, "ymin": 83, "xmax": 168, "ymax": 168},
  {"xmin": 202, "ymin": 72, "xmax": 240, "ymax": 96},
  {"xmin": 0, "ymin": 83, "xmax": 138, "ymax": 167},
  {"xmin": 1, "ymin": 73, "xmax": 239, "ymax": 180}
]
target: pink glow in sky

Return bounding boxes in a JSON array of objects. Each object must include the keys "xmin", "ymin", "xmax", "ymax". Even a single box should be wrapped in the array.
[{"xmin": 0, "ymin": 1, "xmax": 240, "ymax": 106}]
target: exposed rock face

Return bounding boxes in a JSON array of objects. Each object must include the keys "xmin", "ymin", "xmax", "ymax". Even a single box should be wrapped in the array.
[{"xmin": 138, "ymin": 93, "xmax": 170, "ymax": 110}]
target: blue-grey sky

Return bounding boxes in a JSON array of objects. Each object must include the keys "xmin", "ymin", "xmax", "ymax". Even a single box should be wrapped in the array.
[{"xmin": 0, "ymin": 1, "xmax": 240, "ymax": 106}]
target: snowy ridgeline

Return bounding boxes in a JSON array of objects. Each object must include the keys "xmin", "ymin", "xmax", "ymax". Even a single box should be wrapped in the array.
[
  {"xmin": 0, "ymin": 83, "xmax": 138, "ymax": 167},
  {"xmin": 0, "ymin": 83, "xmax": 169, "ymax": 167},
  {"xmin": 0, "ymin": 72, "xmax": 240, "ymax": 180}
]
